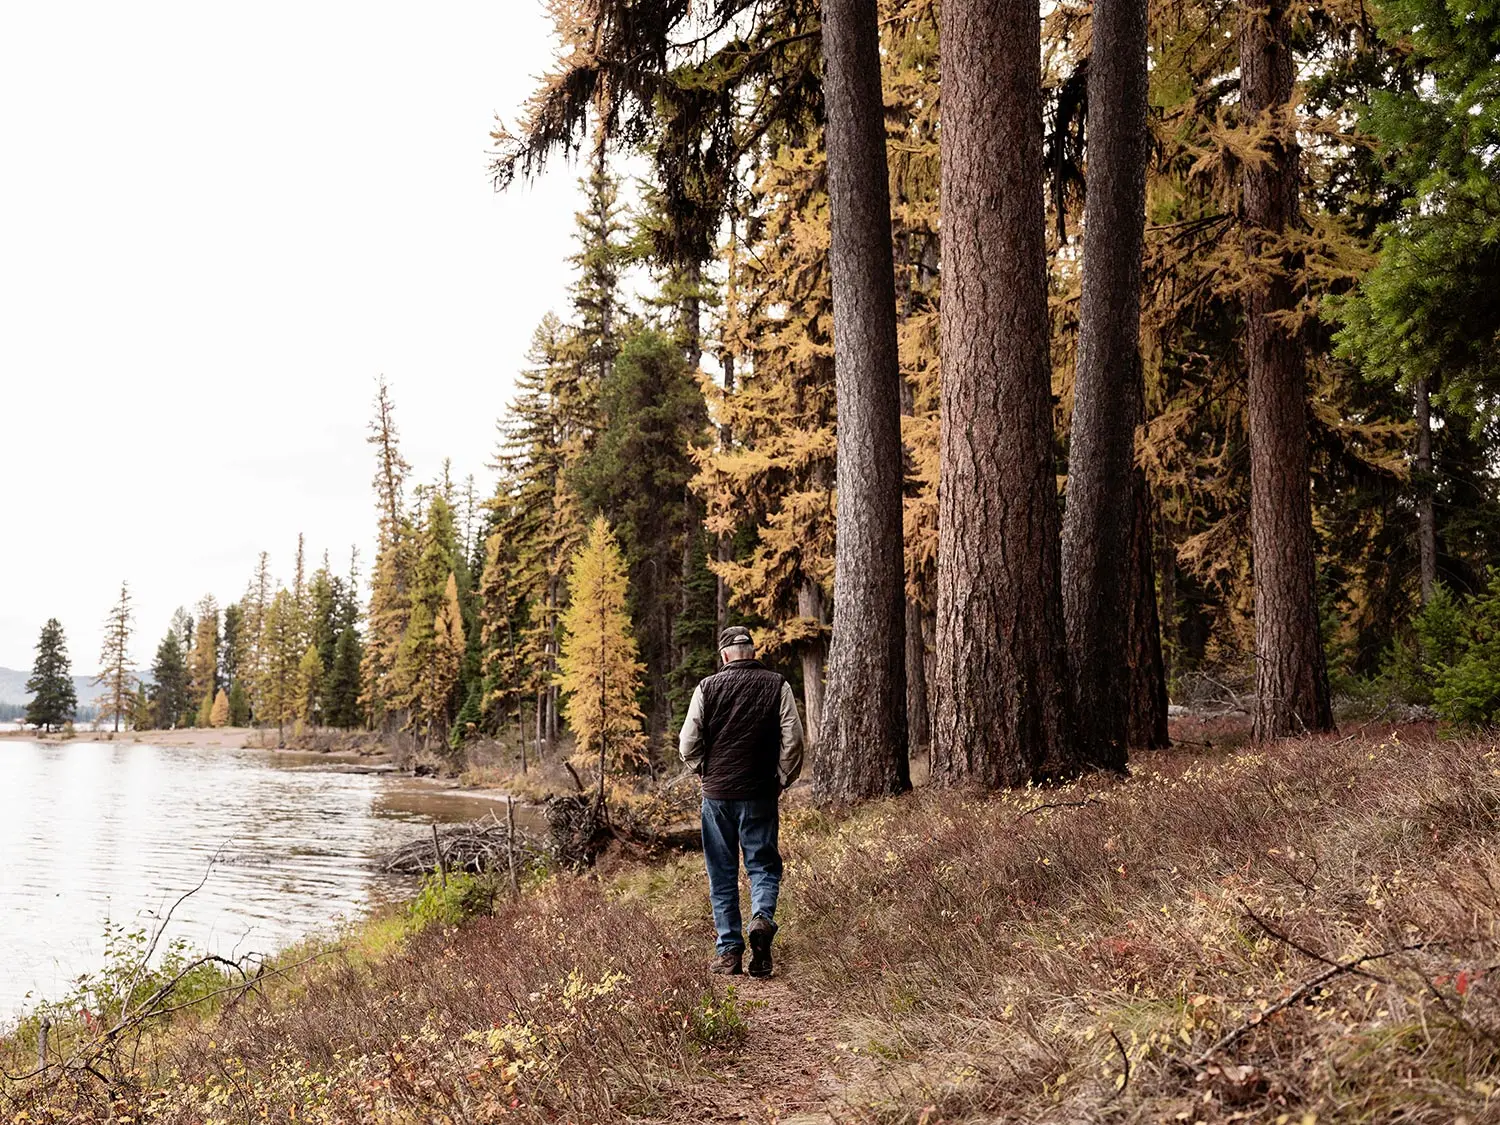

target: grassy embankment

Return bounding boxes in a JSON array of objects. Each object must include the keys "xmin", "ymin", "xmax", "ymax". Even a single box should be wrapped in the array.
[{"xmin": 5, "ymin": 726, "xmax": 1500, "ymax": 1123}]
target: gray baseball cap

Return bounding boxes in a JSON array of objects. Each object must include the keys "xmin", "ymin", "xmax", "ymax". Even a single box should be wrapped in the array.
[{"xmin": 718, "ymin": 627, "xmax": 754, "ymax": 650}]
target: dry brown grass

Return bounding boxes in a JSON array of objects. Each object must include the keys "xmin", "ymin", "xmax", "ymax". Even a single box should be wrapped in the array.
[
  {"xmin": 780, "ymin": 730, "xmax": 1500, "ymax": 1122},
  {"xmin": 4, "ymin": 881, "xmax": 730, "ymax": 1123},
  {"xmin": 6, "ymin": 729, "xmax": 1500, "ymax": 1123}
]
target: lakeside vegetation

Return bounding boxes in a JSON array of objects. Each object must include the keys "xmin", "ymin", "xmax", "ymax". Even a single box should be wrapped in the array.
[
  {"xmin": 5, "ymin": 727, "xmax": 1499, "ymax": 1122},
  {"xmin": 7, "ymin": 0, "xmax": 1500, "ymax": 1120}
]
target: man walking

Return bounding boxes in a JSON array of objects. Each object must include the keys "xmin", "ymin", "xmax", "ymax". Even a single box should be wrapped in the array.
[{"xmin": 679, "ymin": 626, "xmax": 805, "ymax": 977}]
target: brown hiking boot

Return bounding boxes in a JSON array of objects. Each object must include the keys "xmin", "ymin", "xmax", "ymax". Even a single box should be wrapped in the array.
[
  {"xmin": 747, "ymin": 916, "xmax": 776, "ymax": 978},
  {"xmin": 708, "ymin": 950, "xmax": 742, "ymax": 975}
]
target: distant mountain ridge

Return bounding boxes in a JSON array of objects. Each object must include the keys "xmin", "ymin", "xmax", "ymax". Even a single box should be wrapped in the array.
[{"xmin": 0, "ymin": 666, "xmax": 105, "ymax": 708}]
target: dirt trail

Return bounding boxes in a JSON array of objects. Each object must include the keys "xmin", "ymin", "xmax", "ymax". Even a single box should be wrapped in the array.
[{"xmin": 659, "ymin": 969, "xmax": 869, "ymax": 1125}]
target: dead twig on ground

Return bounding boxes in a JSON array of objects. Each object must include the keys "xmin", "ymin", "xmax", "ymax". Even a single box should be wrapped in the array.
[
  {"xmin": 1016, "ymin": 797, "xmax": 1104, "ymax": 820},
  {"xmin": 1189, "ymin": 903, "xmax": 1438, "ymax": 1067}
]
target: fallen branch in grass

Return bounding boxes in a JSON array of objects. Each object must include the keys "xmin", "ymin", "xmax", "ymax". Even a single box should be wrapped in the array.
[
  {"xmin": 1103, "ymin": 1028, "xmax": 1130, "ymax": 1103},
  {"xmin": 1016, "ymin": 796, "xmax": 1103, "ymax": 820},
  {"xmin": 1189, "ymin": 903, "xmax": 1438, "ymax": 1067}
]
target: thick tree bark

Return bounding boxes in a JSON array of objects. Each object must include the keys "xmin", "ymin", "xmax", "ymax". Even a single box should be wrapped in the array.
[
  {"xmin": 1241, "ymin": 0, "xmax": 1335, "ymax": 739},
  {"xmin": 904, "ymin": 597, "xmax": 931, "ymax": 750},
  {"xmin": 1126, "ymin": 473, "xmax": 1171, "ymax": 748},
  {"xmin": 894, "ymin": 230, "xmax": 932, "ymax": 753},
  {"xmin": 717, "ymin": 216, "xmax": 739, "ymax": 634},
  {"xmin": 921, "ymin": 609, "xmax": 937, "ymax": 742},
  {"xmin": 933, "ymin": 0, "xmax": 1074, "ymax": 787},
  {"xmin": 797, "ymin": 581, "xmax": 828, "ymax": 746},
  {"xmin": 813, "ymin": 0, "xmax": 911, "ymax": 803},
  {"xmin": 716, "ymin": 347, "xmax": 735, "ymax": 634},
  {"xmin": 1415, "ymin": 374, "xmax": 1437, "ymax": 604},
  {"xmin": 1060, "ymin": 0, "xmax": 1155, "ymax": 772}
]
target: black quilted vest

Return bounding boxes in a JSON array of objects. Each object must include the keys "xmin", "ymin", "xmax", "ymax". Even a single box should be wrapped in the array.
[{"xmin": 698, "ymin": 659, "xmax": 786, "ymax": 800}]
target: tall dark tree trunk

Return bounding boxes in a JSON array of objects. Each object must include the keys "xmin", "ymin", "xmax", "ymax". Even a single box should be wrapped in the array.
[
  {"xmin": 813, "ymin": 0, "xmax": 910, "ymax": 803},
  {"xmin": 716, "ymin": 345, "xmax": 735, "ymax": 634},
  {"xmin": 1241, "ymin": 0, "xmax": 1335, "ymax": 740},
  {"xmin": 894, "ymin": 228, "xmax": 931, "ymax": 753},
  {"xmin": 1415, "ymin": 374, "xmax": 1437, "ymax": 604},
  {"xmin": 717, "ymin": 215, "xmax": 739, "ymax": 634},
  {"xmin": 797, "ymin": 581, "xmax": 828, "ymax": 745},
  {"xmin": 904, "ymin": 598, "xmax": 930, "ymax": 750},
  {"xmin": 933, "ymin": 0, "xmax": 1073, "ymax": 787},
  {"xmin": 921, "ymin": 609, "xmax": 937, "ymax": 741},
  {"xmin": 1061, "ymin": 0, "xmax": 1155, "ymax": 772},
  {"xmin": 1126, "ymin": 474, "xmax": 1171, "ymax": 748}
]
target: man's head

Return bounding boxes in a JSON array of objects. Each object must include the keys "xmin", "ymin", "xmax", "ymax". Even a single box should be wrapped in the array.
[{"xmin": 718, "ymin": 626, "xmax": 755, "ymax": 665}]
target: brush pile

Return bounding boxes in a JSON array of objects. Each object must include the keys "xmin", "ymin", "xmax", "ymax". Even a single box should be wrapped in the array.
[{"xmin": 376, "ymin": 813, "xmax": 545, "ymax": 875}]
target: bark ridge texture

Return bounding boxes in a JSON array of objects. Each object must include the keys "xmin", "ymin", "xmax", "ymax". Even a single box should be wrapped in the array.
[
  {"xmin": 934, "ymin": 0, "xmax": 1074, "ymax": 787},
  {"xmin": 1060, "ymin": 0, "xmax": 1158, "ymax": 770},
  {"xmin": 813, "ymin": 0, "xmax": 911, "ymax": 803},
  {"xmin": 1240, "ymin": 0, "xmax": 1334, "ymax": 739}
]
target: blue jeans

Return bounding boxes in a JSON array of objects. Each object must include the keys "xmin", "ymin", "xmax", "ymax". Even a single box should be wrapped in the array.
[{"xmin": 701, "ymin": 797, "xmax": 782, "ymax": 955}]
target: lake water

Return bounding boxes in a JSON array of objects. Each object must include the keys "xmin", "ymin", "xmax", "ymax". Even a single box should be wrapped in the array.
[{"xmin": 0, "ymin": 739, "xmax": 522, "ymax": 1020}]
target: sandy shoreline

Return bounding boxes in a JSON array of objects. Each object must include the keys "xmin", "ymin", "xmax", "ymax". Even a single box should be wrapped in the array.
[{"xmin": 0, "ymin": 726, "xmax": 370, "ymax": 753}]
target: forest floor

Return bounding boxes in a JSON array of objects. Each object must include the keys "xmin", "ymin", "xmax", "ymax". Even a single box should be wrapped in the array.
[{"xmin": 6, "ymin": 722, "xmax": 1500, "ymax": 1123}]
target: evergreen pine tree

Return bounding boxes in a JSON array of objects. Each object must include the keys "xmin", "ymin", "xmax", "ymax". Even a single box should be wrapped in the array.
[
  {"xmin": 239, "ymin": 552, "xmax": 273, "ymax": 722},
  {"xmin": 95, "ymin": 582, "xmax": 137, "ymax": 733},
  {"xmin": 148, "ymin": 628, "xmax": 192, "ymax": 730},
  {"xmin": 220, "ymin": 602, "xmax": 243, "ymax": 695},
  {"xmin": 393, "ymin": 497, "xmax": 465, "ymax": 747},
  {"xmin": 558, "ymin": 516, "xmax": 648, "ymax": 802},
  {"xmin": 477, "ymin": 524, "xmax": 533, "ymax": 762},
  {"xmin": 492, "ymin": 323, "xmax": 592, "ymax": 750},
  {"xmin": 325, "ymin": 627, "xmax": 364, "ymax": 729},
  {"xmin": 25, "ymin": 618, "xmax": 77, "ymax": 732},
  {"xmin": 130, "ymin": 681, "xmax": 151, "ymax": 731},
  {"xmin": 450, "ymin": 680, "xmax": 483, "ymax": 752},
  {"xmin": 362, "ymin": 378, "xmax": 414, "ymax": 728},
  {"xmin": 260, "ymin": 589, "xmax": 303, "ymax": 747},
  {"xmin": 571, "ymin": 328, "xmax": 711, "ymax": 746},
  {"xmin": 297, "ymin": 644, "xmax": 324, "ymax": 727},
  {"xmin": 227, "ymin": 680, "xmax": 251, "ymax": 727},
  {"xmin": 187, "ymin": 596, "xmax": 220, "ymax": 721}
]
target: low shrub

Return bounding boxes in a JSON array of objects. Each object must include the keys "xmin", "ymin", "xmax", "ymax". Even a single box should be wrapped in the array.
[
  {"xmin": 1383, "ymin": 578, "xmax": 1500, "ymax": 724},
  {"xmin": 405, "ymin": 869, "xmax": 496, "ymax": 929}
]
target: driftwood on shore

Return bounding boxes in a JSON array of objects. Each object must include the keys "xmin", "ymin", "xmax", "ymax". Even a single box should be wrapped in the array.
[
  {"xmin": 377, "ymin": 792, "xmax": 705, "ymax": 877},
  {"xmin": 376, "ymin": 813, "xmax": 547, "ymax": 876}
]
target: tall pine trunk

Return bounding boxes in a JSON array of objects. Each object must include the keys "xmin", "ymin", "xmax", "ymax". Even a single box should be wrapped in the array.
[
  {"xmin": 813, "ymin": 0, "xmax": 911, "ymax": 803},
  {"xmin": 934, "ymin": 0, "xmax": 1073, "ymax": 787},
  {"xmin": 1060, "ymin": 0, "xmax": 1157, "ymax": 771},
  {"xmin": 1127, "ymin": 474, "xmax": 1171, "ymax": 748},
  {"xmin": 798, "ymin": 579, "xmax": 828, "ymax": 746},
  {"xmin": 1415, "ymin": 374, "xmax": 1437, "ymax": 604},
  {"xmin": 904, "ymin": 599, "xmax": 930, "ymax": 751},
  {"xmin": 895, "ymin": 230, "xmax": 932, "ymax": 754},
  {"xmin": 1241, "ymin": 0, "xmax": 1334, "ymax": 739}
]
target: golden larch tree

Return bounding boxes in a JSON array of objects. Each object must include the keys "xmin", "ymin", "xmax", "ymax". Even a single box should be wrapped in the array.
[
  {"xmin": 260, "ymin": 589, "xmax": 303, "ymax": 747},
  {"xmin": 558, "ymin": 516, "xmax": 646, "ymax": 803},
  {"xmin": 423, "ymin": 572, "xmax": 466, "ymax": 745},
  {"xmin": 297, "ymin": 644, "xmax": 325, "ymax": 727},
  {"xmin": 209, "ymin": 688, "xmax": 230, "ymax": 728}
]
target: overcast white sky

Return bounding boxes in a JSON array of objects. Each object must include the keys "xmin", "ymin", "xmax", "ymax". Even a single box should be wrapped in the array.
[{"xmin": 0, "ymin": 2, "xmax": 592, "ymax": 673}]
